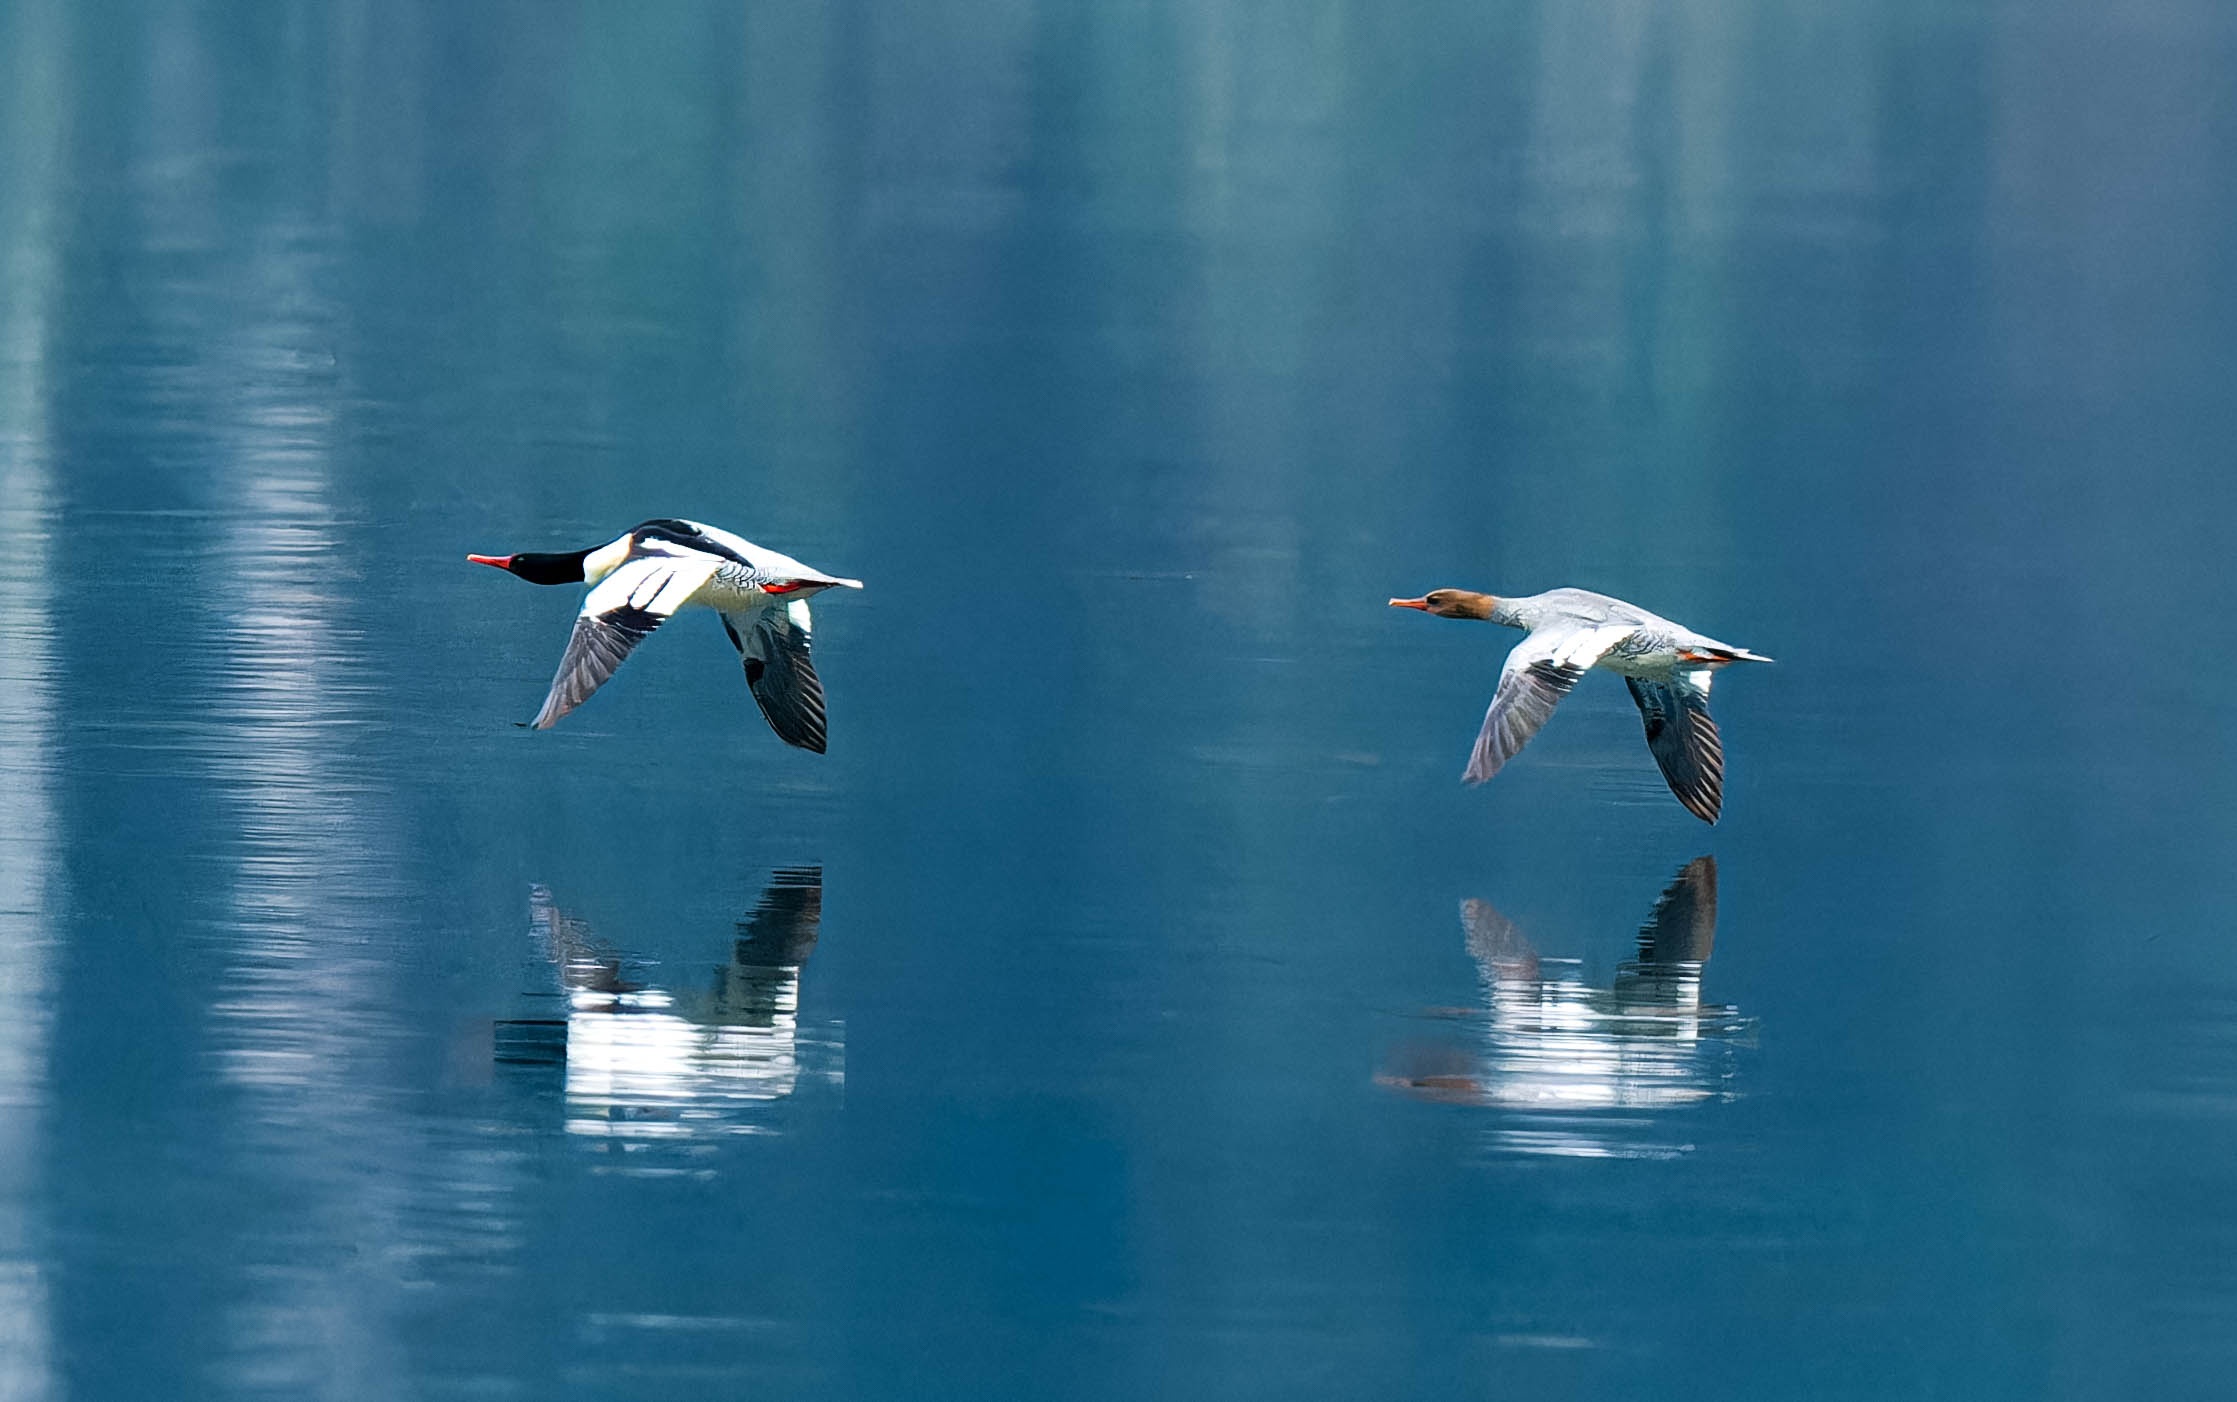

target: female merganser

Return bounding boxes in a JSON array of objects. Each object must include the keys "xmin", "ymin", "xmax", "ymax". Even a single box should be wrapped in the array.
[
  {"xmin": 1388, "ymin": 588, "xmax": 1771, "ymax": 823},
  {"xmin": 470, "ymin": 518, "xmax": 862, "ymax": 750}
]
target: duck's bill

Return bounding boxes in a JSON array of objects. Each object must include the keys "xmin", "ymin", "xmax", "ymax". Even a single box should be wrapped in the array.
[
  {"xmin": 467, "ymin": 554, "xmax": 514, "ymax": 568},
  {"xmin": 1388, "ymin": 597, "xmax": 1430, "ymax": 610}
]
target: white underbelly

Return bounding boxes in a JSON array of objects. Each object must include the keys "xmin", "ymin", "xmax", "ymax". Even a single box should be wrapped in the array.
[{"xmin": 1597, "ymin": 645, "xmax": 1679, "ymax": 680}]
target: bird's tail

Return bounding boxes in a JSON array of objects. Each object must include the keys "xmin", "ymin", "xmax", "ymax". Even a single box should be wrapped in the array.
[{"xmin": 1679, "ymin": 645, "xmax": 1774, "ymax": 665}]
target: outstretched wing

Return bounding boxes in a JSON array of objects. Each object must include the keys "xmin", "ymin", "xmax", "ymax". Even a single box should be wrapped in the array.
[
  {"xmin": 1465, "ymin": 624, "xmax": 1635, "ymax": 784},
  {"xmin": 723, "ymin": 600, "xmax": 829, "ymax": 753},
  {"xmin": 530, "ymin": 553, "xmax": 719, "ymax": 729},
  {"xmin": 1625, "ymin": 673, "xmax": 1726, "ymax": 823}
]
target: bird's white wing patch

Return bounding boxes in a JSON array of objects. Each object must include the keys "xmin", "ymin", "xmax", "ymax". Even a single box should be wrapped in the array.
[
  {"xmin": 1464, "ymin": 623, "xmax": 1635, "ymax": 785},
  {"xmin": 681, "ymin": 519, "xmax": 753, "ymax": 557},
  {"xmin": 526, "ymin": 554, "xmax": 720, "ymax": 729},
  {"xmin": 678, "ymin": 519, "xmax": 812, "ymax": 579},
  {"xmin": 581, "ymin": 553, "xmax": 719, "ymax": 621},
  {"xmin": 1546, "ymin": 624, "xmax": 1634, "ymax": 671}
]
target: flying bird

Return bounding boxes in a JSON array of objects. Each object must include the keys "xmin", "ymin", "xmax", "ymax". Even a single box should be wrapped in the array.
[
  {"xmin": 470, "ymin": 518, "xmax": 861, "ymax": 749},
  {"xmin": 1389, "ymin": 587, "xmax": 1770, "ymax": 822}
]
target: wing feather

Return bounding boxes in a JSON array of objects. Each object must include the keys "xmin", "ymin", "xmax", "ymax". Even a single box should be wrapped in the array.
[
  {"xmin": 1625, "ymin": 676, "xmax": 1726, "ymax": 823},
  {"xmin": 1464, "ymin": 624, "xmax": 1634, "ymax": 785},
  {"xmin": 727, "ymin": 601, "xmax": 829, "ymax": 753},
  {"xmin": 528, "ymin": 553, "xmax": 718, "ymax": 729}
]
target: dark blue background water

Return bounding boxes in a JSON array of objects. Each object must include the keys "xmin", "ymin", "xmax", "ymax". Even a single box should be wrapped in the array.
[{"xmin": 5, "ymin": 2, "xmax": 2236, "ymax": 1397}]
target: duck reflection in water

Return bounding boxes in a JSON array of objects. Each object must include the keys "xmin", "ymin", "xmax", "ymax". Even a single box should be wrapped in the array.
[
  {"xmin": 495, "ymin": 868, "xmax": 841, "ymax": 1141},
  {"xmin": 1381, "ymin": 857, "xmax": 1753, "ymax": 1153}
]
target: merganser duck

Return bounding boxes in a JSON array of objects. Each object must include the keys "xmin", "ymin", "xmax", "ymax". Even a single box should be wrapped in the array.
[
  {"xmin": 1389, "ymin": 588, "xmax": 1771, "ymax": 823},
  {"xmin": 469, "ymin": 518, "xmax": 862, "ymax": 749}
]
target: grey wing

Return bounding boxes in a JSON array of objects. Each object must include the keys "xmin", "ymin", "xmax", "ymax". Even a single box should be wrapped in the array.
[
  {"xmin": 725, "ymin": 602, "xmax": 829, "ymax": 753},
  {"xmin": 1636, "ymin": 855, "xmax": 1718, "ymax": 963},
  {"xmin": 528, "ymin": 553, "xmax": 718, "ymax": 729},
  {"xmin": 1625, "ymin": 676, "xmax": 1726, "ymax": 823},
  {"xmin": 531, "ymin": 605, "xmax": 665, "ymax": 729},
  {"xmin": 1464, "ymin": 625, "xmax": 1632, "ymax": 785}
]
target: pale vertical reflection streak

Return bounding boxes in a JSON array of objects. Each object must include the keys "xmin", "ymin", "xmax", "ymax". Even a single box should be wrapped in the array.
[
  {"xmin": 202, "ymin": 234, "xmax": 383, "ymax": 1090},
  {"xmin": 1515, "ymin": 0, "xmax": 1656, "ymax": 356},
  {"xmin": 1175, "ymin": 4, "xmax": 1343, "ymax": 660},
  {"xmin": 0, "ymin": 2, "xmax": 68, "ymax": 1394},
  {"xmin": 193, "ymin": 223, "xmax": 419, "ymax": 1392}
]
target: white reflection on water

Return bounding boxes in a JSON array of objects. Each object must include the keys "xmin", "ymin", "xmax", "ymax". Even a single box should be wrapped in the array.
[
  {"xmin": 1381, "ymin": 857, "xmax": 1754, "ymax": 1158},
  {"xmin": 498, "ymin": 870, "xmax": 842, "ymax": 1148},
  {"xmin": 167, "ymin": 179, "xmax": 417, "ymax": 1385},
  {"xmin": 0, "ymin": 4, "xmax": 66, "ymax": 1391},
  {"xmin": 198, "ymin": 243, "xmax": 404, "ymax": 1091},
  {"xmin": 0, "ymin": 294, "xmax": 57, "ymax": 1402}
]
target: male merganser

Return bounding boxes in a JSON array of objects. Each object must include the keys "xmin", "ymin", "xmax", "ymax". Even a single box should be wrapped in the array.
[
  {"xmin": 1389, "ymin": 588, "xmax": 1771, "ymax": 823},
  {"xmin": 470, "ymin": 518, "xmax": 862, "ymax": 749}
]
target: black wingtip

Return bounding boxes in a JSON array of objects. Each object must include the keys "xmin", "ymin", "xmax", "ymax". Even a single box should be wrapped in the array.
[{"xmin": 769, "ymin": 718, "xmax": 828, "ymax": 754}]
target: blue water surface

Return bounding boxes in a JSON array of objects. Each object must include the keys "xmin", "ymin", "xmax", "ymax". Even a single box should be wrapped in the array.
[{"xmin": 3, "ymin": 2, "xmax": 2235, "ymax": 1398}]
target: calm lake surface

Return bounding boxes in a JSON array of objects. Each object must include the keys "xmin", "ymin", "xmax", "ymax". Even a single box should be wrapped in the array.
[{"xmin": 5, "ymin": 2, "xmax": 2236, "ymax": 1398}]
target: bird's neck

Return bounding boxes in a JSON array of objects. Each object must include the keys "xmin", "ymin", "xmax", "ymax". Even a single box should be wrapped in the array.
[
  {"xmin": 509, "ymin": 549, "xmax": 592, "ymax": 586},
  {"xmin": 1450, "ymin": 591, "xmax": 1522, "ymax": 627},
  {"xmin": 580, "ymin": 536, "xmax": 633, "ymax": 585}
]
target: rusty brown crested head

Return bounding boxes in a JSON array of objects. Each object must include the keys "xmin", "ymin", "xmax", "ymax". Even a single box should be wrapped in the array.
[{"xmin": 1387, "ymin": 589, "xmax": 1500, "ymax": 620}]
